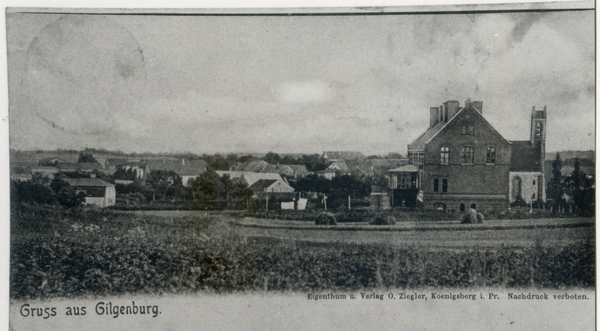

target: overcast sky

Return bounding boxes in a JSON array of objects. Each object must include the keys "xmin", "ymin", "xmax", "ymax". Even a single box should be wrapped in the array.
[{"xmin": 6, "ymin": 7, "xmax": 595, "ymax": 155}]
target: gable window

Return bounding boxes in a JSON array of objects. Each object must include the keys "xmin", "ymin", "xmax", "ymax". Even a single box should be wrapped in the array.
[
  {"xmin": 442, "ymin": 179, "xmax": 448, "ymax": 192},
  {"xmin": 440, "ymin": 147, "xmax": 450, "ymax": 165},
  {"xmin": 433, "ymin": 179, "xmax": 439, "ymax": 192},
  {"xmin": 486, "ymin": 147, "xmax": 496, "ymax": 164},
  {"xmin": 461, "ymin": 124, "xmax": 474, "ymax": 135},
  {"xmin": 461, "ymin": 147, "xmax": 474, "ymax": 164}
]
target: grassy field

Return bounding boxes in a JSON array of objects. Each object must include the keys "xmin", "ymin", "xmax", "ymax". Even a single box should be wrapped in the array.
[{"xmin": 10, "ymin": 206, "xmax": 595, "ymax": 299}]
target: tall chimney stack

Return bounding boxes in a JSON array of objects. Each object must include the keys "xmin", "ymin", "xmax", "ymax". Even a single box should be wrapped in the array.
[
  {"xmin": 444, "ymin": 100, "xmax": 460, "ymax": 121},
  {"xmin": 430, "ymin": 107, "xmax": 440, "ymax": 128},
  {"xmin": 472, "ymin": 101, "xmax": 483, "ymax": 113}
]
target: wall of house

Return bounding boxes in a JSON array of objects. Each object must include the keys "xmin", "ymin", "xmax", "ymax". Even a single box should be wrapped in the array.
[
  {"xmin": 182, "ymin": 175, "xmax": 199, "ymax": 187},
  {"xmin": 84, "ymin": 186, "xmax": 116, "ymax": 207},
  {"xmin": 509, "ymin": 171, "xmax": 544, "ymax": 204},
  {"xmin": 265, "ymin": 181, "xmax": 295, "ymax": 193},
  {"xmin": 423, "ymin": 107, "xmax": 511, "ymax": 212}
]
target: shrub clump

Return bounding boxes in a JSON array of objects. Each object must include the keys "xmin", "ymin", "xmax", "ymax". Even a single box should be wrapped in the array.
[
  {"xmin": 460, "ymin": 209, "xmax": 484, "ymax": 224},
  {"xmin": 369, "ymin": 215, "xmax": 397, "ymax": 225},
  {"xmin": 314, "ymin": 212, "xmax": 337, "ymax": 225}
]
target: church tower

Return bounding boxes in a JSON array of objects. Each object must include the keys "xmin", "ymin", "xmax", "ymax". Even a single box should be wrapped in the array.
[{"xmin": 530, "ymin": 106, "xmax": 547, "ymax": 145}]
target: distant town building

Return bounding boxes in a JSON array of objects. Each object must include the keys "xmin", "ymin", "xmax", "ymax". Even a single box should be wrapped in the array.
[
  {"xmin": 64, "ymin": 177, "xmax": 116, "ymax": 207},
  {"xmin": 322, "ymin": 151, "xmax": 365, "ymax": 161}
]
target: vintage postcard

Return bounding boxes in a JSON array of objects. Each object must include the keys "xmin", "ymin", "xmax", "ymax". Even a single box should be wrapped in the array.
[{"xmin": 4, "ymin": 1, "xmax": 596, "ymax": 330}]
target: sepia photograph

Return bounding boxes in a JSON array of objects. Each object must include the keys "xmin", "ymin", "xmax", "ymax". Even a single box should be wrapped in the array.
[{"xmin": 5, "ymin": 1, "xmax": 596, "ymax": 330}]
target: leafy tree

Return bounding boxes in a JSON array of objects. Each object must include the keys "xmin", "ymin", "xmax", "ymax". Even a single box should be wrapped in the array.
[
  {"xmin": 300, "ymin": 154, "xmax": 329, "ymax": 172},
  {"xmin": 11, "ymin": 180, "xmax": 55, "ymax": 205},
  {"xmin": 546, "ymin": 153, "xmax": 564, "ymax": 211},
  {"xmin": 232, "ymin": 182, "xmax": 254, "ymax": 209},
  {"xmin": 113, "ymin": 167, "xmax": 138, "ymax": 181},
  {"xmin": 385, "ymin": 152, "xmax": 405, "ymax": 159},
  {"xmin": 565, "ymin": 158, "xmax": 594, "ymax": 214},
  {"xmin": 238, "ymin": 155, "xmax": 255, "ymax": 163},
  {"xmin": 262, "ymin": 152, "xmax": 282, "ymax": 164},
  {"xmin": 31, "ymin": 173, "xmax": 50, "ymax": 185},
  {"xmin": 146, "ymin": 170, "xmax": 183, "ymax": 198},
  {"xmin": 56, "ymin": 187, "xmax": 86, "ymax": 208},
  {"xmin": 50, "ymin": 175, "xmax": 70, "ymax": 195},
  {"xmin": 204, "ymin": 154, "xmax": 229, "ymax": 170},
  {"xmin": 190, "ymin": 170, "xmax": 224, "ymax": 207},
  {"xmin": 77, "ymin": 151, "xmax": 98, "ymax": 163}
]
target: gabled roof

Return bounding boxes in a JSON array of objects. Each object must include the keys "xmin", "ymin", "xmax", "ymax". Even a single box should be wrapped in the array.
[
  {"xmin": 326, "ymin": 160, "xmax": 350, "ymax": 172},
  {"xmin": 389, "ymin": 164, "xmax": 420, "ymax": 173},
  {"xmin": 38, "ymin": 157, "xmax": 65, "ymax": 163},
  {"xmin": 248, "ymin": 179, "xmax": 279, "ymax": 191},
  {"xmin": 260, "ymin": 164, "xmax": 294, "ymax": 175},
  {"xmin": 64, "ymin": 178, "xmax": 114, "ymax": 187},
  {"xmin": 248, "ymin": 178, "xmax": 295, "ymax": 192},
  {"xmin": 322, "ymin": 151, "xmax": 365, "ymax": 160},
  {"xmin": 408, "ymin": 120, "xmax": 447, "ymax": 151},
  {"xmin": 408, "ymin": 105, "xmax": 510, "ymax": 151},
  {"xmin": 215, "ymin": 171, "xmax": 286, "ymax": 186},
  {"xmin": 510, "ymin": 141, "xmax": 543, "ymax": 172},
  {"xmin": 287, "ymin": 164, "xmax": 309, "ymax": 175},
  {"xmin": 230, "ymin": 160, "xmax": 269, "ymax": 172},
  {"xmin": 145, "ymin": 159, "xmax": 207, "ymax": 176},
  {"xmin": 58, "ymin": 162, "xmax": 103, "ymax": 171}
]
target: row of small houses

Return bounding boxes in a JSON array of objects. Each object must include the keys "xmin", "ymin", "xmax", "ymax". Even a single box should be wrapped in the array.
[{"xmin": 11, "ymin": 154, "xmax": 415, "ymax": 209}]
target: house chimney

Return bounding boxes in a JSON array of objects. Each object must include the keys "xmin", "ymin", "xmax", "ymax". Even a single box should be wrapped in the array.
[
  {"xmin": 444, "ymin": 100, "xmax": 460, "ymax": 121},
  {"xmin": 465, "ymin": 97, "xmax": 472, "ymax": 108},
  {"xmin": 430, "ymin": 107, "xmax": 439, "ymax": 128},
  {"xmin": 472, "ymin": 101, "xmax": 483, "ymax": 114}
]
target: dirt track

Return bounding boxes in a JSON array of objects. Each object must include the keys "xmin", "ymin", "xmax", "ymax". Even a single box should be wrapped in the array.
[{"xmin": 234, "ymin": 217, "xmax": 595, "ymax": 248}]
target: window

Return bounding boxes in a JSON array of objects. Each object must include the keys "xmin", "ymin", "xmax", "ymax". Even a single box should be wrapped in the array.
[
  {"xmin": 433, "ymin": 179, "xmax": 439, "ymax": 192},
  {"xmin": 442, "ymin": 179, "xmax": 448, "ymax": 193},
  {"xmin": 434, "ymin": 203, "xmax": 446, "ymax": 212},
  {"xmin": 471, "ymin": 203, "xmax": 476, "ymax": 209},
  {"xmin": 460, "ymin": 203, "xmax": 465, "ymax": 211},
  {"xmin": 486, "ymin": 147, "xmax": 496, "ymax": 164},
  {"xmin": 440, "ymin": 147, "xmax": 450, "ymax": 164},
  {"xmin": 461, "ymin": 124, "xmax": 474, "ymax": 135},
  {"xmin": 535, "ymin": 122, "xmax": 543, "ymax": 136},
  {"xmin": 461, "ymin": 147, "xmax": 474, "ymax": 164}
]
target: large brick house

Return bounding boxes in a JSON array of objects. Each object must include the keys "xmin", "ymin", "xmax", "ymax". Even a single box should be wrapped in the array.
[{"xmin": 389, "ymin": 98, "xmax": 546, "ymax": 213}]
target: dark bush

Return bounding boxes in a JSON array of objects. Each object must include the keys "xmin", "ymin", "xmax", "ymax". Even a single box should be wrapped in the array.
[
  {"xmin": 460, "ymin": 209, "xmax": 484, "ymax": 224},
  {"xmin": 56, "ymin": 187, "xmax": 87, "ymax": 208},
  {"xmin": 369, "ymin": 215, "xmax": 396, "ymax": 225},
  {"xmin": 314, "ymin": 212, "xmax": 337, "ymax": 225}
]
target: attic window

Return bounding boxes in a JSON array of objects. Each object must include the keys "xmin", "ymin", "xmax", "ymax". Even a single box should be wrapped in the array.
[{"xmin": 461, "ymin": 124, "xmax": 474, "ymax": 135}]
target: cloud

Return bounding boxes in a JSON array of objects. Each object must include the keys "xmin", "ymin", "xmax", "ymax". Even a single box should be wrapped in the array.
[{"xmin": 274, "ymin": 81, "xmax": 333, "ymax": 104}]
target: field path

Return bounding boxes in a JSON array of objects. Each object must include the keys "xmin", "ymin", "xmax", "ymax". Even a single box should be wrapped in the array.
[{"xmin": 233, "ymin": 217, "xmax": 595, "ymax": 248}]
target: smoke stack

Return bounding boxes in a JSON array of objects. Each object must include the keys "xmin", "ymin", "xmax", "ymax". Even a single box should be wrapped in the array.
[
  {"xmin": 444, "ymin": 100, "xmax": 460, "ymax": 121},
  {"xmin": 472, "ymin": 101, "xmax": 483, "ymax": 114},
  {"xmin": 430, "ymin": 107, "xmax": 440, "ymax": 128}
]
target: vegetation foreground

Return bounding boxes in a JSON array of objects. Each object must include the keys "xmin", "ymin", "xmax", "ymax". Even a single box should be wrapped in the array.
[{"xmin": 10, "ymin": 206, "xmax": 595, "ymax": 300}]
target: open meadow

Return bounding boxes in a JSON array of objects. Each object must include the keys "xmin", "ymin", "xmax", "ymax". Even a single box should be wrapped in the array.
[{"xmin": 10, "ymin": 206, "xmax": 595, "ymax": 300}]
